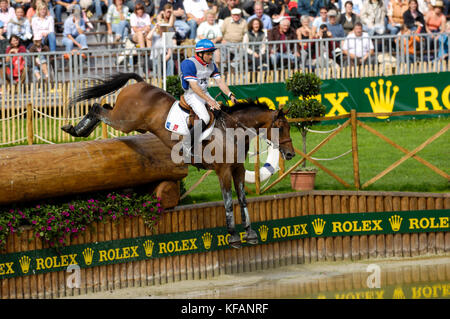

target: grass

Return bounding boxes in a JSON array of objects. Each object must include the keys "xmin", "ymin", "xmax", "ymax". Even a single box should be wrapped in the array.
[{"xmin": 181, "ymin": 117, "xmax": 450, "ymax": 204}]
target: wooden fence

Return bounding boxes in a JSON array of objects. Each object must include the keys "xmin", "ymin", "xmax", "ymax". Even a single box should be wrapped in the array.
[{"xmin": 1, "ymin": 190, "xmax": 448, "ymax": 299}]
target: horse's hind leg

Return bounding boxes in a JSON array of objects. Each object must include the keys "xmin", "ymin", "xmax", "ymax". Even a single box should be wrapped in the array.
[
  {"xmin": 233, "ymin": 165, "xmax": 258, "ymax": 245},
  {"xmin": 61, "ymin": 103, "xmax": 103, "ymax": 137}
]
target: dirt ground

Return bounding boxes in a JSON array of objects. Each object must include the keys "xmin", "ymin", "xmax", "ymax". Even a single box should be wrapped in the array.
[{"xmin": 63, "ymin": 255, "xmax": 450, "ymax": 299}]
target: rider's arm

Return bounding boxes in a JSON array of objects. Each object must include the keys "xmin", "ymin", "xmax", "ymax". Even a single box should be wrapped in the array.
[
  {"xmin": 215, "ymin": 77, "xmax": 237, "ymax": 104},
  {"xmin": 188, "ymin": 81, "xmax": 220, "ymax": 109}
]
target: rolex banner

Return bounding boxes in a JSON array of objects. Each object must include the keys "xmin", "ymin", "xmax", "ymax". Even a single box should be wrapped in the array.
[
  {"xmin": 1, "ymin": 209, "xmax": 449, "ymax": 279},
  {"xmin": 209, "ymin": 72, "xmax": 450, "ymax": 119}
]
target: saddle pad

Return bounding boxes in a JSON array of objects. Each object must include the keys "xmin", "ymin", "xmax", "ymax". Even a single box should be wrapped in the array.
[{"xmin": 165, "ymin": 100, "xmax": 215, "ymax": 140}]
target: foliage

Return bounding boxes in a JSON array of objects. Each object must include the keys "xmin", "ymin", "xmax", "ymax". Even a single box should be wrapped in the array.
[
  {"xmin": 165, "ymin": 75, "xmax": 183, "ymax": 99},
  {"xmin": 0, "ymin": 192, "xmax": 163, "ymax": 251},
  {"xmin": 285, "ymin": 72, "xmax": 326, "ymax": 170},
  {"xmin": 286, "ymin": 72, "xmax": 322, "ymax": 99}
]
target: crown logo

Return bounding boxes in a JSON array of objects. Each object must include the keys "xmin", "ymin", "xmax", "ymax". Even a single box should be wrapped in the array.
[
  {"xmin": 393, "ymin": 287, "xmax": 405, "ymax": 299},
  {"xmin": 82, "ymin": 248, "xmax": 94, "ymax": 265},
  {"xmin": 312, "ymin": 218, "xmax": 326, "ymax": 235},
  {"xmin": 19, "ymin": 255, "xmax": 31, "ymax": 274},
  {"xmin": 364, "ymin": 79, "xmax": 399, "ymax": 119},
  {"xmin": 389, "ymin": 215, "xmax": 403, "ymax": 232},
  {"xmin": 258, "ymin": 225, "xmax": 269, "ymax": 242},
  {"xmin": 143, "ymin": 240, "xmax": 154, "ymax": 257},
  {"xmin": 202, "ymin": 232, "xmax": 213, "ymax": 250}
]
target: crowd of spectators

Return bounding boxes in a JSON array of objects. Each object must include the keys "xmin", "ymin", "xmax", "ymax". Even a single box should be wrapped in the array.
[{"xmin": 0, "ymin": 0, "xmax": 449, "ymax": 82}]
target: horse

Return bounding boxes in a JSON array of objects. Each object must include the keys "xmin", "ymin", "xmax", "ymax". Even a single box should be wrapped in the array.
[{"xmin": 62, "ymin": 72, "xmax": 295, "ymax": 249}]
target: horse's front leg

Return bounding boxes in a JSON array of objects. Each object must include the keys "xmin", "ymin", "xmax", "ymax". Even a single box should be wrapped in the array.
[
  {"xmin": 233, "ymin": 165, "xmax": 258, "ymax": 245},
  {"xmin": 217, "ymin": 167, "xmax": 241, "ymax": 249}
]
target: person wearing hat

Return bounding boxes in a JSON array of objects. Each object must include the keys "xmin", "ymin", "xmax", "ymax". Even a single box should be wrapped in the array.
[
  {"xmin": 326, "ymin": 9, "xmax": 346, "ymax": 38},
  {"xmin": 179, "ymin": 38, "xmax": 237, "ymax": 158},
  {"xmin": 425, "ymin": 0, "xmax": 446, "ymax": 34}
]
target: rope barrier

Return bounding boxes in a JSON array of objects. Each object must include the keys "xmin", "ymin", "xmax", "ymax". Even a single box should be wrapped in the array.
[
  {"xmin": 33, "ymin": 134, "xmax": 55, "ymax": 144},
  {"xmin": 310, "ymin": 149, "xmax": 352, "ymax": 161},
  {"xmin": 0, "ymin": 110, "xmax": 27, "ymax": 121},
  {"xmin": 33, "ymin": 108, "xmax": 84, "ymax": 121},
  {"xmin": 0, "ymin": 137, "xmax": 27, "ymax": 146},
  {"xmin": 306, "ymin": 124, "xmax": 342, "ymax": 134}
]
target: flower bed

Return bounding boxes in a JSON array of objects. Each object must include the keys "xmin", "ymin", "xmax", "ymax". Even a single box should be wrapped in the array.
[{"xmin": 0, "ymin": 192, "xmax": 163, "ymax": 251}]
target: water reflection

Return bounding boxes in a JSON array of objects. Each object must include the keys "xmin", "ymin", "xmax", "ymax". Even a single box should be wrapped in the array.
[{"xmin": 164, "ymin": 258, "xmax": 450, "ymax": 299}]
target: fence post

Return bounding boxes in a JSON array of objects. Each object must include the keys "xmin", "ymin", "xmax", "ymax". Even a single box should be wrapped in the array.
[
  {"xmin": 101, "ymin": 98, "xmax": 108, "ymax": 139},
  {"xmin": 255, "ymin": 136, "xmax": 260, "ymax": 194},
  {"xmin": 26, "ymin": 103, "xmax": 33, "ymax": 145},
  {"xmin": 351, "ymin": 109, "xmax": 360, "ymax": 189}
]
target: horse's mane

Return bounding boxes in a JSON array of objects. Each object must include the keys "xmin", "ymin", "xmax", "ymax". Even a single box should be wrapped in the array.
[{"xmin": 219, "ymin": 99, "xmax": 271, "ymax": 115}]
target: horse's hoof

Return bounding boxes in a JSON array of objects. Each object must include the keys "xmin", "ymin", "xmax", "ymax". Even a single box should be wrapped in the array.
[
  {"xmin": 228, "ymin": 233, "xmax": 241, "ymax": 249},
  {"xmin": 61, "ymin": 124, "xmax": 77, "ymax": 137},
  {"xmin": 244, "ymin": 229, "xmax": 259, "ymax": 245}
]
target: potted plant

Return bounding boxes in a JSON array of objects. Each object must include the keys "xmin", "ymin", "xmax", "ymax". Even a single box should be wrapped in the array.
[{"xmin": 285, "ymin": 72, "xmax": 326, "ymax": 191}]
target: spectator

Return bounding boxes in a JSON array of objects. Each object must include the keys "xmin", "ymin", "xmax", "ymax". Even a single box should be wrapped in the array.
[
  {"xmin": 7, "ymin": 6, "xmax": 32, "ymax": 47},
  {"xmin": 91, "ymin": 0, "xmax": 109, "ymax": 19},
  {"xmin": 137, "ymin": 0, "xmax": 155, "ymax": 17},
  {"xmin": 278, "ymin": 0, "xmax": 301, "ymax": 29},
  {"xmin": 386, "ymin": 0, "xmax": 409, "ymax": 34},
  {"xmin": 130, "ymin": 2, "xmax": 152, "ymax": 48},
  {"xmin": 313, "ymin": 23, "xmax": 337, "ymax": 68},
  {"xmin": 12, "ymin": 0, "xmax": 32, "ymax": 13},
  {"xmin": 340, "ymin": 0, "xmax": 363, "ymax": 14},
  {"xmin": 339, "ymin": 1, "xmax": 360, "ymax": 34},
  {"xmin": 312, "ymin": 7, "xmax": 328, "ymax": 37},
  {"xmin": 3, "ymin": 34, "xmax": 27, "ymax": 84},
  {"xmin": 31, "ymin": 1, "xmax": 56, "ymax": 51},
  {"xmin": 296, "ymin": 14, "xmax": 313, "ymax": 40},
  {"xmin": 196, "ymin": 9, "xmax": 222, "ymax": 42},
  {"xmin": 205, "ymin": 0, "xmax": 219, "ymax": 15},
  {"xmin": 360, "ymin": 0, "xmax": 387, "ymax": 35},
  {"xmin": 54, "ymin": 0, "xmax": 81, "ymax": 32},
  {"xmin": 297, "ymin": 0, "xmax": 321, "ymax": 18},
  {"xmin": 437, "ymin": 21, "xmax": 449, "ymax": 60},
  {"xmin": 159, "ymin": 0, "xmax": 190, "ymax": 40},
  {"xmin": 341, "ymin": 21, "xmax": 375, "ymax": 65},
  {"xmin": 243, "ymin": 17, "xmax": 267, "ymax": 69},
  {"xmin": 327, "ymin": 9, "xmax": 346, "ymax": 37},
  {"xmin": 125, "ymin": 0, "xmax": 137, "ymax": 11},
  {"xmin": 242, "ymin": 0, "xmax": 283, "ymax": 17},
  {"xmin": 156, "ymin": 3, "xmax": 175, "ymax": 28},
  {"xmin": 183, "ymin": 0, "xmax": 209, "ymax": 39},
  {"xmin": 28, "ymin": 34, "xmax": 50, "ymax": 80},
  {"xmin": 221, "ymin": 7, "xmax": 247, "ymax": 43},
  {"xmin": 26, "ymin": 0, "xmax": 55, "ymax": 21},
  {"xmin": 325, "ymin": 0, "xmax": 341, "ymax": 12},
  {"xmin": 62, "ymin": 6, "xmax": 88, "ymax": 51},
  {"xmin": 218, "ymin": 0, "xmax": 239, "ymax": 20},
  {"xmin": 267, "ymin": 17, "xmax": 300, "ymax": 68},
  {"xmin": 396, "ymin": 22, "xmax": 422, "ymax": 62},
  {"xmin": 403, "ymin": 0, "xmax": 426, "ymax": 31},
  {"xmin": 247, "ymin": 1, "xmax": 272, "ymax": 30},
  {"xmin": 105, "ymin": 0, "xmax": 130, "ymax": 43},
  {"xmin": 146, "ymin": 23, "xmax": 175, "ymax": 76},
  {"xmin": 425, "ymin": 0, "xmax": 446, "ymax": 34},
  {"xmin": 0, "ymin": 0, "xmax": 16, "ymax": 33}
]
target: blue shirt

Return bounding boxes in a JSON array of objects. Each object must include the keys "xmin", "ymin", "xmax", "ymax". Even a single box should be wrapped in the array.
[
  {"xmin": 63, "ymin": 16, "xmax": 86, "ymax": 38},
  {"xmin": 247, "ymin": 14, "xmax": 273, "ymax": 30},
  {"xmin": 180, "ymin": 56, "xmax": 220, "ymax": 92}
]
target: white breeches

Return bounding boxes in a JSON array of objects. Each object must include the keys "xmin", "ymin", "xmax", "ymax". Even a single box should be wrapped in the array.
[{"xmin": 184, "ymin": 91, "xmax": 213, "ymax": 125}]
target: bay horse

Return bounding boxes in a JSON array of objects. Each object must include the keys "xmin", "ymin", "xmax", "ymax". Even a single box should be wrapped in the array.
[{"xmin": 62, "ymin": 72, "xmax": 295, "ymax": 249}]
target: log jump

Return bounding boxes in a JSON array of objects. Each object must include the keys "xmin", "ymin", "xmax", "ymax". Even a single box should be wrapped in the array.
[{"xmin": 0, "ymin": 134, "xmax": 188, "ymax": 207}]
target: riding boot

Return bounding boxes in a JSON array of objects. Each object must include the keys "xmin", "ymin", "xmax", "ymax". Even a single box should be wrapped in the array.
[{"xmin": 185, "ymin": 120, "xmax": 208, "ymax": 163}]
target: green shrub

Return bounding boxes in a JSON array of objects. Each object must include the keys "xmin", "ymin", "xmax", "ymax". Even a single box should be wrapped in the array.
[{"xmin": 165, "ymin": 75, "xmax": 183, "ymax": 99}]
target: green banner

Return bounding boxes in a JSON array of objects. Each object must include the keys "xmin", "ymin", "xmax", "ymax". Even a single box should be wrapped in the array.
[
  {"xmin": 209, "ymin": 73, "xmax": 450, "ymax": 119},
  {"xmin": 0, "ymin": 209, "xmax": 448, "ymax": 279}
]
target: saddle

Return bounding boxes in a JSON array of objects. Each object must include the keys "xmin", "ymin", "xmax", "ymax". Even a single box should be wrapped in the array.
[{"xmin": 179, "ymin": 94, "xmax": 215, "ymax": 130}]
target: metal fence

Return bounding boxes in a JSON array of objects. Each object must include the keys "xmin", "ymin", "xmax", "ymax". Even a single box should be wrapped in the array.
[{"xmin": 0, "ymin": 31, "xmax": 448, "ymax": 88}]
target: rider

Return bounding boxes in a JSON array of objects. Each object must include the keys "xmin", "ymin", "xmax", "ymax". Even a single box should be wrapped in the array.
[{"xmin": 180, "ymin": 39, "xmax": 237, "ymax": 157}]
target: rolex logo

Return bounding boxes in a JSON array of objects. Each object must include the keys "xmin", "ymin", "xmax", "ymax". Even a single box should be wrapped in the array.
[
  {"xmin": 19, "ymin": 255, "xmax": 31, "ymax": 274},
  {"xmin": 364, "ymin": 79, "xmax": 399, "ymax": 119},
  {"xmin": 389, "ymin": 215, "xmax": 403, "ymax": 232},
  {"xmin": 258, "ymin": 225, "xmax": 269, "ymax": 242},
  {"xmin": 202, "ymin": 232, "xmax": 213, "ymax": 250},
  {"xmin": 143, "ymin": 240, "xmax": 154, "ymax": 257},
  {"xmin": 393, "ymin": 287, "xmax": 406, "ymax": 299},
  {"xmin": 312, "ymin": 218, "xmax": 326, "ymax": 235},
  {"xmin": 82, "ymin": 248, "xmax": 94, "ymax": 265}
]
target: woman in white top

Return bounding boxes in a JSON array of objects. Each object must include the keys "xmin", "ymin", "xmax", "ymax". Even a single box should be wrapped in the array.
[
  {"xmin": 146, "ymin": 23, "xmax": 175, "ymax": 76},
  {"xmin": 130, "ymin": 2, "xmax": 151, "ymax": 48},
  {"xmin": 31, "ymin": 2, "xmax": 56, "ymax": 51},
  {"xmin": 105, "ymin": 0, "xmax": 130, "ymax": 42}
]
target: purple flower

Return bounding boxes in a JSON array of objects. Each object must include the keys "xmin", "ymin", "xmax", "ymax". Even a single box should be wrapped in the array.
[
  {"xmin": 72, "ymin": 228, "xmax": 78, "ymax": 233},
  {"xmin": 47, "ymin": 226, "xmax": 51, "ymax": 231},
  {"xmin": 112, "ymin": 215, "xmax": 117, "ymax": 220},
  {"xmin": 156, "ymin": 203, "xmax": 161, "ymax": 208},
  {"xmin": 36, "ymin": 205, "xmax": 40, "ymax": 209},
  {"xmin": 59, "ymin": 238, "xmax": 64, "ymax": 243},
  {"xmin": 69, "ymin": 205, "xmax": 75, "ymax": 211},
  {"xmin": 32, "ymin": 220, "xmax": 37, "ymax": 225},
  {"xmin": 0, "ymin": 226, "xmax": 3, "ymax": 231}
]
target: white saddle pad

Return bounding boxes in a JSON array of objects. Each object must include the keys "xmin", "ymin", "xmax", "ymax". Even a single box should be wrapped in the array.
[{"xmin": 165, "ymin": 100, "xmax": 215, "ymax": 140}]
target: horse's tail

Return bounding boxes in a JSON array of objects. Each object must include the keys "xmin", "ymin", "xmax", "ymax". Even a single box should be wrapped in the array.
[{"xmin": 68, "ymin": 72, "xmax": 145, "ymax": 111}]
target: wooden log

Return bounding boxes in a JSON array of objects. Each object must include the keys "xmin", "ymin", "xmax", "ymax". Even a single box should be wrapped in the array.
[{"xmin": 0, "ymin": 134, "xmax": 188, "ymax": 205}]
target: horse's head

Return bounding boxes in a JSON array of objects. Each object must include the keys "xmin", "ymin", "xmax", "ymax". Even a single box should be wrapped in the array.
[{"xmin": 268, "ymin": 108, "xmax": 295, "ymax": 161}]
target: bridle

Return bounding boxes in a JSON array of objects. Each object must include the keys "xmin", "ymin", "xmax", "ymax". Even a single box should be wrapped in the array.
[{"xmin": 214, "ymin": 93, "xmax": 292, "ymax": 149}]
